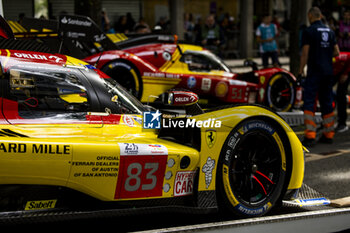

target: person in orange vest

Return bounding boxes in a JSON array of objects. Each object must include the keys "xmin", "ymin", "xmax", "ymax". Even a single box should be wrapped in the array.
[
  {"xmin": 333, "ymin": 52, "xmax": 350, "ymax": 132},
  {"xmin": 299, "ymin": 7, "xmax": 340, "ymax": 147}
]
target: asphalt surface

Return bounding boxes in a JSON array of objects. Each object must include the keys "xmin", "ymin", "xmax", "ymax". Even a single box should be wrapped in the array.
[{"xmin": 303, "ymin": 127, "xmax": 350, "ymax": 200}]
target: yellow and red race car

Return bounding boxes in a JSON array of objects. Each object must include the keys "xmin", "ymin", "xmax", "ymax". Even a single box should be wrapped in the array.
[
  {"xmin": 0, "ymin": 48, "xmax": 304, "ymax": 220},
  {"xmin": 10, "ymin": 15, "xmax": 301, "ymax": 112}
]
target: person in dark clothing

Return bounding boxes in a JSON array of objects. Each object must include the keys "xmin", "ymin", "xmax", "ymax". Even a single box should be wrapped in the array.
[
  {"xmin": 333, "ymin": 52, "xmax": 350, "ymax": 132},
  {"xmin": 114, "ymin": 15, "xmax": 129, "ymax": 33},
  {"xmin": 198, "ymin": 15, "xmax": 225, "ymax": 56},
  {"xmin": 126, "ymin": 12, "xmax": 136, "ymax": 32},
  {"xmin": 299, "ymin": 7, "xmax": 340, "ymax": 146}
]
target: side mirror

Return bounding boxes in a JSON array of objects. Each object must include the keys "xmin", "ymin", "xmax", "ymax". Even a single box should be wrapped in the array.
[
  {"xmin": 162, "ymin": 90, "xmax": 198, "ymax": 106},
  {"xmin": 243, "ymin": 59, "xmax": 258, "ymax": 71}
]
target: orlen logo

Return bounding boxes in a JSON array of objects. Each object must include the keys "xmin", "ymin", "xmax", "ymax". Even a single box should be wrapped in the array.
[
  {"xmin": 171, "ymin": 91, "xmax": 198, "ymax": 106},
  {"xmin": 14, "ymin": 53, "xmax": 64, "ymax": 63}
]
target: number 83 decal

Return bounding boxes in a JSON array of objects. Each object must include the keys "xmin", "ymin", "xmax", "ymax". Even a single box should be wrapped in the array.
[{"xmin": 115, "ymin": 155, "xmax": 168, "ymax": 199}]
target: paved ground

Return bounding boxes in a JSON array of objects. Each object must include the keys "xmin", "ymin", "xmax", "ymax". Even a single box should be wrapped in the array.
[{"xmin": 302, "ymin": 128, "xmax": 350, "ymax": 201}]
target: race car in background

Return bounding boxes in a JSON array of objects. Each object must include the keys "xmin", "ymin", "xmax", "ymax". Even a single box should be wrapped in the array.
[
  {"xmin": 9, "ymin": 15, "xmax": 302, "ymax": 112},
  {"xmin": 0, "ymin": 46, "xmax": 304, "ymax": 219}
]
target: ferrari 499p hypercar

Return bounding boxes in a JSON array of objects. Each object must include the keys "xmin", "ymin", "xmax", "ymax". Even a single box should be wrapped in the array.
[
  {"xmin": 0, "ymin": 49, "xmax": 304, "ymax": 220},
  {"xmin": 9, "ymin": 15, "xmax": 302, "ymax": 112}
]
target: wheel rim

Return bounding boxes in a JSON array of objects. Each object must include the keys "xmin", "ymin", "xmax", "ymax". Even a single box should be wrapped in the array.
[
  {"xmin": 228, "ymin": 130, "xmax": 282, "ymax": 205},
  {"xmin": 106, "ymin": 67, "xmax": 139, "ymax": 98},
  {"xmin": 268, "ymin": 74, "xmax": 294, "ymax": 111}
]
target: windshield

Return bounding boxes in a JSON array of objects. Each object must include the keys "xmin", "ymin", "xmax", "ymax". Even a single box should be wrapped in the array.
[
  {"xmin": 82, "ymin": 69, "xmax": 146, "ymax": 114},
  {"xmin": 181, "ymin": 50, "xmax": 232, "ymax": 73},
  {"xmin": 103, "ymin": 77, "xmax": 146, "ymax": 114}
]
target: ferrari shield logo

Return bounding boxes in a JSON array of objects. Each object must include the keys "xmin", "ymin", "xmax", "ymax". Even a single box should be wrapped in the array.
[{"xmin": 206, "ymin": 130, "xmax": 217, "ymax": 148}]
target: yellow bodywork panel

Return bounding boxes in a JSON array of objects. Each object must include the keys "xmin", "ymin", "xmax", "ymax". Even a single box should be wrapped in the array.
[
  {"xmin": 0, "ymin": 105, "xmax": 304, "ymax": 202},
  {"xmin": 140, "ymin": 76, "xmax": 181, "ymax": 102}
]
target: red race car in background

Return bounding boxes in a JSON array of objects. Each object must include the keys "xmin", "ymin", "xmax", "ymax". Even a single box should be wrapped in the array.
[{"xmin": 9, "ymin": 15, "xmax": 302, "ymax": 112}]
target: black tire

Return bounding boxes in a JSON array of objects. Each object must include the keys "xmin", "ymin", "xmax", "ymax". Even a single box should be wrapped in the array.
[
  {"xmin": 102, "ymin": 61, "xmax": 143, "ymax": 99},
  {"xmin": 266, "ymin": 73, "xmax": 295, "ymax": 112},
  {"xmin": 217, "ymin": 118, "xmax": 287, "ymax": 217}
]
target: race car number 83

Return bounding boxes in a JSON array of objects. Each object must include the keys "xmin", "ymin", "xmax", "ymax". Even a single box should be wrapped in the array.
[
  {"xmin": 125, "ymin": 162, "xmax": 158, "ymax": 192},
  {"xmin": 115, "ymin": 155, "xmax": 168, "ymax": 199}
]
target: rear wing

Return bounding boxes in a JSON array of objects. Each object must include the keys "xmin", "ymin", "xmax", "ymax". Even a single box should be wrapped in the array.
[
  {"xmin": 0, "ymin": 15, "xmax": 14, "ymax": 39},
  {"xmin": 0, "ymin": 16, "xmax": 51, "ymax": 53},
  {"xmin": 8, "ymin": 15, "xmax": 177, "ymax": 58}
]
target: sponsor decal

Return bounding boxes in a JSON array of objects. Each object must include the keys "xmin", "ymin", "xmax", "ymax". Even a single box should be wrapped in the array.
[
  {"xmin": 260, "ymin": 76, "xmax": 266, "ymax": 84},
  {"xmin": 72, "ymin": 156, "xmax": 120, "ymax": 178},
  {"xmin": 259, "ymin": 88, "xmax": 265, "ymax": 101},
  {"xmin": 123, "ymin": 115, "xmax": 134, "ymax": 127},
  {"xmin": 66, "ymin": 31, "xmax": 86, "ymax": 38},
  {"xmin": 215, "ymin": 81, "xmax": 228, "ymax": 97},
  {"xmin": 174, "ymin": 171, "xmax": 196, "ymax": 196},
  {"xmin": 143, "ymin": 110, "xmax": 161, "ymax": 129},
  {"xmin": 243, "ymin": 121, "xmax": 274, "ymax": 134},
  {"xmin": 235, "ymin": 202, "xmax": 272, "ymax": 215},
  {"xmin": 0, "ymin": 142, "xmax": 71, "ymax": 155},
  {"xmin": 201, "ymin": 78, "xmax": 211, "ymax": 91},
  {"xmin": 205, "ymin": 129, "xmax": 217, "ymax": 148},
  {"xmin": 202, "ymin": 157, "xmax": 215, "ymax": 188},
  {"xmin": 132, "ymin": 116, "xmax": 142, "ymax": 125},
  {"xmin": 118, "ymin": 143, "xmax": 168, "ymax": 156},
  {"xmin": 143, "ymin": 72, "xmax": 180, "ymax": 79},
  {"xmin": 94, "ymin": 33, "xmax": 106, "ymax": 42},
  {"xmin": 61, "ymin": 16, "xmax": 92, "ymax": 27},
  {"xmin": 13, "ymin": 53, "xmax": 64, "ymax": 63},
  {"xmin": 187, "ymin": 76, "xmax": 196, "ymax": 88},
  {"xmin": 25, "ymin": 200, "xmax": 57, "ymax": 210},
  {"xmin": 171, "ymin": 92, "xmax": 198, "ymax": 106}
]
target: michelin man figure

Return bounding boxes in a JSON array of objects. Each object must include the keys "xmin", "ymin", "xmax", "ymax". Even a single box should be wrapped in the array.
[{"xmin": 202, "ymin": 157, "xmax": 215, "ymax": 188}]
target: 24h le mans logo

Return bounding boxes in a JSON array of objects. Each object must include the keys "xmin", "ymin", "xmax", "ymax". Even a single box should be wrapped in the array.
[{"xmin": 143, "ymin": 111, "xmax": 161, "ymax": 129}]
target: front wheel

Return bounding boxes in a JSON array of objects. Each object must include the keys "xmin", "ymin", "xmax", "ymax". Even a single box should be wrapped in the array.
[
  {"xmin": 217, "ymin": 118, "xmax": 288, "ymax": 217},
  {"xmin": 102, "ymin": 61, "xmax": 143, "ymax": 99},
  {"xmin": 266, "ymin": 73, "xmax": 295, "ymax": 112}
]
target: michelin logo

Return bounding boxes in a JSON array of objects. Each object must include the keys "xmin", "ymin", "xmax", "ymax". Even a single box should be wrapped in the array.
[{"xmin": 202, "ymin": 157, "xmax": 215, "ymax": 188}]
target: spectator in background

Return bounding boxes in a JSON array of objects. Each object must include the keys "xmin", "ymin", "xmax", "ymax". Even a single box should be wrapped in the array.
[
  {"xmin": 101, "ymin": 9, "xmax": 115, "ymax": 33},
  {"xmin": 126, "ymin": 12, "xmax": 135, "ymax": 32},
  {"xmin": 184, "ymin": 13, "xmax": 195, "ymax": 43},
  {"xmin": 327, "ymin": 16, "xmax": 338, "ymax": 33},
  {"xmin": 114, "ymin": 15, "xmax": 129, "ymax": 33},
  {"xmin": 198, "ymin": 14, "xmax": 225, "ymax": 56},
  {"xmin": 193, "ymin": 16, "xmax": 203, "ymax": 44},
  {"xmin": 333, "ymin": 52, "xmax": 350, "ymax": 133},
  {"xmin": 338, "ymin": 10, "xmax": 350, "ymax": 51},
  {"xmin": 134, "ymin": 17, "xmax": 151, "ymax": 34},
  {"xmin": 156, "ymin": 16, "xmax": 170, "ymax": 33},
  {"xmin": 256, "ymin": 14, "xmax": 280, "ymax": 68}
]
